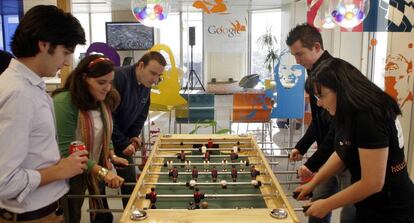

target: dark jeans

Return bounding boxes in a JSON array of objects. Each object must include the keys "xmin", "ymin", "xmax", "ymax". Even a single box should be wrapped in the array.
[
  {"xmin": 66, "ymin": 174, "xmax": 113, "ymax": 223},
  {"xmin": 115, "ymin": 155, "xmax": 137, "ymax": 207}
]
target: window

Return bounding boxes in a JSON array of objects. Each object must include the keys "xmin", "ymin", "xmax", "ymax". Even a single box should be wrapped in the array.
[
  {"xmin": 159, "ymin": 13, "xmax": 181, "ymax": 66},
  {"xmin": 73, "ymin": 13, "xmax": 91, "ymax": 65},
  {"xmin": 250, "ymin": 10, "xmax": 281, "ymax": 79}
]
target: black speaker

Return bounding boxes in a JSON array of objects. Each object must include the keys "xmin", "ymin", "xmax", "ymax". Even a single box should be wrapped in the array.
[{"xmin": 189, "ymin": 26, "xmax": 195, "ymax": 46}]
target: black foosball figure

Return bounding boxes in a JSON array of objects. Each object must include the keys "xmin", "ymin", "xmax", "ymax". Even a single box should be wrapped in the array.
[
  {"xmin": 250, "ymin": 165, "xmax": 260, "ymax": 180},
  {"xmin": 230, "ymin": 151, "xmax": 239, "ymax": 162},
  {"xmin": 204, "ymin": 150, "xmax": 211, "ymax": 161},
  {"xmin": 192, "ymin": 166, "xmax": 199, "ymax": 180},
  {"xmin": 177, "ymin": 150, "xmax": 186, "ymax": 162},
  {"xmin": 171, "ymin": 166, "xmax": 178, "ymax": 182},
  {"xmin": 193, "ymin": 188, "xmax": 205, "ymax": 209},
  {"xmin": 211, "ymin": 166, "xmax": 218, "ymax": 182},
  {"xmin": 207, "ymin": 138, "xmax": 213, "ymax": 148},
  {"xmin": 231, "ymin": 166, "xmax": 238, "ymax": 182},
  {"xmin": 145, "ymin": 187, "xmax": 157, "ymax": 209}
]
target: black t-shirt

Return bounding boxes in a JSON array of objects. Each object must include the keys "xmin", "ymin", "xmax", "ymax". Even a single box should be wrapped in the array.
[{"xmin": 334, "ymin": 111, "xmax": 414, "ymax": 211}]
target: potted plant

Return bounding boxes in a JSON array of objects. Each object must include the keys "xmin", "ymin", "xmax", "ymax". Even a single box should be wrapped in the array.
[{"xmin": 256, "ymin": 26, "xmax": 279, "ymax": 77}]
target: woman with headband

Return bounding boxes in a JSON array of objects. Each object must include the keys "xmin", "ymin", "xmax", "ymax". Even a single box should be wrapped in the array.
[{"xmin": 53, "ymin": 54, "xmax": 127, "ymax": 223}]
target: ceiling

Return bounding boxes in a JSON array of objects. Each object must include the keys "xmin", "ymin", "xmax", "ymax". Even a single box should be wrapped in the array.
[{"xmin": 72, "ymin": 0, "xmax": 299, "ymax": 13}]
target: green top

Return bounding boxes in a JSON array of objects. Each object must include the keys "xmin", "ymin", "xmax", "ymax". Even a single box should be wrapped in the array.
[{"xmin": 53, "ymin": 91, "xmax": 113, "ymax": 172}]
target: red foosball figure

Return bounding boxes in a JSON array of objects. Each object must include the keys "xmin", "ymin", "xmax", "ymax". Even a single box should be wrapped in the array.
[
  {"xmin": 211, "ymin": 166, "xmax": 218, "ymax": 182},
  {"xmin": 192, "ymin": 166, "xmax": 199, "ymax": 180},
  {"xmin": 207, "ymin": 138, "xmax": 213, "ymax": 148},
  {"xmin": 177, "ymin": 150, "xmax": 186, "ymax": 162},
  {"xmin": 230, "ymin": 151, "xmax": 239, "ymax": 162},
  {"xmin": 204, "ymin": 150, "xmax": 211, "ymax": 161},
  {"xmin": 250, "ymin": 165, "xmax": 260, "ymax": 180},
  {"xmin": 193, "ymin": 188, "xmax": 205, "ymax": 209},
  {"xmin": 171, "ymin": 167, "xmax": 179, "ymax": 182},
  {"xmin": 231, "ymin": 166, "xmax": 238, "ymax": 182},
  {"xmin": 145, "ymin": 187, "xmax": 157, "ymax": 209}
]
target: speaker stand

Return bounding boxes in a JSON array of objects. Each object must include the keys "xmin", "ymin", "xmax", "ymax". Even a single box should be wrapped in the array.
[{"xmin": 184, "ymin": 45, "xmax": 205, "ymax": 92}]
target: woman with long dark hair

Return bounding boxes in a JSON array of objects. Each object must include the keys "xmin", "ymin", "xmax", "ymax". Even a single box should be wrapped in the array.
[
  {"xmin": 53, "ymin": 54, "xmax": 127, "ymax": 223},
  {"xmin": 295, "ymin": 58, "xmax": 414, "ymax": 222}
]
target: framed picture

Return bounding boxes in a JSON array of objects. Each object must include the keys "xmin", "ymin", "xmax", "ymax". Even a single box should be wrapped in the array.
[{"xmin": 105, "ymin": 22, "xmax": 154, "ymax": 50}]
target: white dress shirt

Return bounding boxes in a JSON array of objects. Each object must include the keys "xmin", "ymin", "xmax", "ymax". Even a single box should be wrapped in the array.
[{"xmin": 0, "ymin": 59, "xmax": 68, "ymax": 213}]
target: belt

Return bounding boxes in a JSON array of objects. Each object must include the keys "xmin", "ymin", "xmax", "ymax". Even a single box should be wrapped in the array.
[{"xmin": 0, "ymin": 201, "xmax": 59, "ymax": 221}]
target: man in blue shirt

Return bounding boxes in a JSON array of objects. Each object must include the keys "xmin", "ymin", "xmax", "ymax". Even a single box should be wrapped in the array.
[{"xmin": 112, "ymin": 51, "xmax": 166, "ymax": 207}]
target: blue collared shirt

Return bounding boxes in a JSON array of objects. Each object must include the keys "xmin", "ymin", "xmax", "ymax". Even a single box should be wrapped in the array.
[{"xmin": 0, "ymin": 59, "xmax": 68, "ymax": 213}]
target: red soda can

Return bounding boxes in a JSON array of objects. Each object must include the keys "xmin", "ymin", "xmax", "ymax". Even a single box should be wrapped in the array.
[{"xmin": 69, "ymin": 141, "xmax": 88, "ymax": 157}]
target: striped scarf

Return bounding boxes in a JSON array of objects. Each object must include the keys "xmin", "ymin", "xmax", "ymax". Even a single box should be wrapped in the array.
[{"xmin": 78, "ymin": 102, "xmax": 112, "ymax": 220}]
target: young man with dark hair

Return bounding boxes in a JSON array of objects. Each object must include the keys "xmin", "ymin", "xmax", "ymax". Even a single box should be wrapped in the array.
[
  {"xmin": 112, "ymin": 51, "xmax": 167, "ymax": 207},
  {"xmin": 286, "ymin": 23, "xmax": 355, "ymax": 223},
  {"xmin": 0, "ymin": 5, "xmax": 87, "ymax": 223}
]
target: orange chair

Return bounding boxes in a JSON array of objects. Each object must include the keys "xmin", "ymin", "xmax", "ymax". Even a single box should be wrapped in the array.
[{"xmin": 231, "ymin": 92, "xmax": 273, "ymax": 147}]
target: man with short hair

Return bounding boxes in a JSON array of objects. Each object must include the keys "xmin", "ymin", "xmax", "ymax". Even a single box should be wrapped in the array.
[
  {"xmin": 112, "ymin": 51, "xmax": 167, "ymax": 207},
  {"xmin": 286, "ymin": 23, "xmax": 355, "ymax": 223},
  {"xmin": 0, "ymin": 5, "xmax": 87, "ymax": 223}
]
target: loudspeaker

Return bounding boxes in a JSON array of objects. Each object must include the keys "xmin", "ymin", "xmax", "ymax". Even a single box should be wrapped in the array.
[{"xmin": 189, "ymin": 26, "xmax": 195, "ymax": 46}]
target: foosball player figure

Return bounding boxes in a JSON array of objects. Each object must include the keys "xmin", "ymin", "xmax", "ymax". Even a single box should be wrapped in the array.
[
  {"xmin": 250, "ymin": 165, "xmax": 260, "ymax": 180},
  {"xmin": 232, "ymin": 145, "xmax": 238, "ymax": 153},
  {"xmin": 201, "ymin": 145, "xmax": 207, "ymax": 154},
  {"xmin": 145, "ymin": 187, "xmax": 157, "ymax": 209},
  {"xmin": 222, "ymin": 158, "xmax": 228, "ymax": 171},
  {"xmin": 207, "ymin": 138, "xmax": 213, "ymax": 148},
  {"xmin": 192, "ymin": 166, "xmax": 199, "ymax": 180},
  {"xmin": 231, "ymin": 166, "xmax": 238, "ymax": 182},
  {"xmin": 203, "ymin": 159, "xmax": 210, "ymax": 172},
  {"xmin": 171, "ymin": 166, "xmax": 179, "ymax": 182},
  {"xmin": 211, "ymin": 166, "xmax": 218, "ymax": 182},
  {"xmin": 230, "ymin": 151, "xmax": 239, "ymax": 163},
  {"xmin": 165, "ymin": 160, "xmax": 174, "ymax": 171},
  {"xmin": 177, "ymin": 150, "xmax": 186, "ymax": 162},
  {"xmin": 204, "ymin": 150, "xmax": 210, "ymax": 161},
  {"xmin": 193, "ymin": 188, "xmax": 205, "ymax": 209},
  {"xmin": 239, "ymin": 159, "xmax": 246, "ymax": 171},
  {"xmin": 185, "ymin": 160, "xmax": 192, "ymax": 172}
]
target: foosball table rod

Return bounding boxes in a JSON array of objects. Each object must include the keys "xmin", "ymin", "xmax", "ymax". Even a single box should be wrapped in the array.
[
  {"xmin": 142, "ymin": 181, "xmax": 272, "ymax": 186},
  {"xmin": 137, "ymin": 193, "xmax": 278, "ymax": 198},
  {"xmin": 139, "ymin": 162, "xmax": 280, "ymax": 166},
  {"xmin": 146, "ymin": 170, "xmax": 297, "ymax": 175}
]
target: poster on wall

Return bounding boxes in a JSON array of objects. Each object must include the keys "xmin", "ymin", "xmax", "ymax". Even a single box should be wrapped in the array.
[
  {"xmin": 265, "ymin": 50, "xmax": 306, "ymax": 119},
  {"xmin": 384, "ymin": 34, "xmax": 413, "ymax": 153},
  {"xmin": 307, "ymin": 0, "xmax": 413, "ymax": 32}
]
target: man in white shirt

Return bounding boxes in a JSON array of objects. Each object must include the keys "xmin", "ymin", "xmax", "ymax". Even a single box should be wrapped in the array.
[{"xmin": 0, "ymin": 5, "xmax": 88, "ymax": 222}]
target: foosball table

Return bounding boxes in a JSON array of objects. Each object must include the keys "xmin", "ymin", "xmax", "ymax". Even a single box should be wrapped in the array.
[{"xmin": 120, "ymin": 134, "xmax": 299, "ymax": 223}]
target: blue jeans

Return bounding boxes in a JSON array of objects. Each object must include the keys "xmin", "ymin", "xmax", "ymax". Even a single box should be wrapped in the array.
[{"xmin": 309, "ymin": 169, "xmax": 356, "ymax": 223}]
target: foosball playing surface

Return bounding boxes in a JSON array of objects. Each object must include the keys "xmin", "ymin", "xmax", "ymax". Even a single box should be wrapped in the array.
[{"xmin": 120, "ymin": 134, "xmax": 299, "ymax": 223}]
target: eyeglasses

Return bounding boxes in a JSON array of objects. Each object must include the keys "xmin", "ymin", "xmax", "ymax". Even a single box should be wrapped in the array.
[{"xmin": 314, "ymin": 91, "xmax": 331, "ymax": 101}]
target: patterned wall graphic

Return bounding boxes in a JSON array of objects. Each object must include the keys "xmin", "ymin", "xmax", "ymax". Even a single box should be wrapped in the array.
[
  {"xmin": 265, "ymin": 50, "xmax": 306, "ymax": 119},
  {"xmin": 308, "ymin": 0, "xmax": 414, "ymax": 32},
  {"xmin": 384, "ymin": 48, "xmax": 413, "ymax": 108},
  {"xmin": 192, "ymin": 0, "xmax": 228, "ymax": 14}
]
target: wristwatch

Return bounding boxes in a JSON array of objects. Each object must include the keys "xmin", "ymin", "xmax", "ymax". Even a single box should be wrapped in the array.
[{"xmin": 98, "ymin": 167, "xmax": 109, "ymax": 181}]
